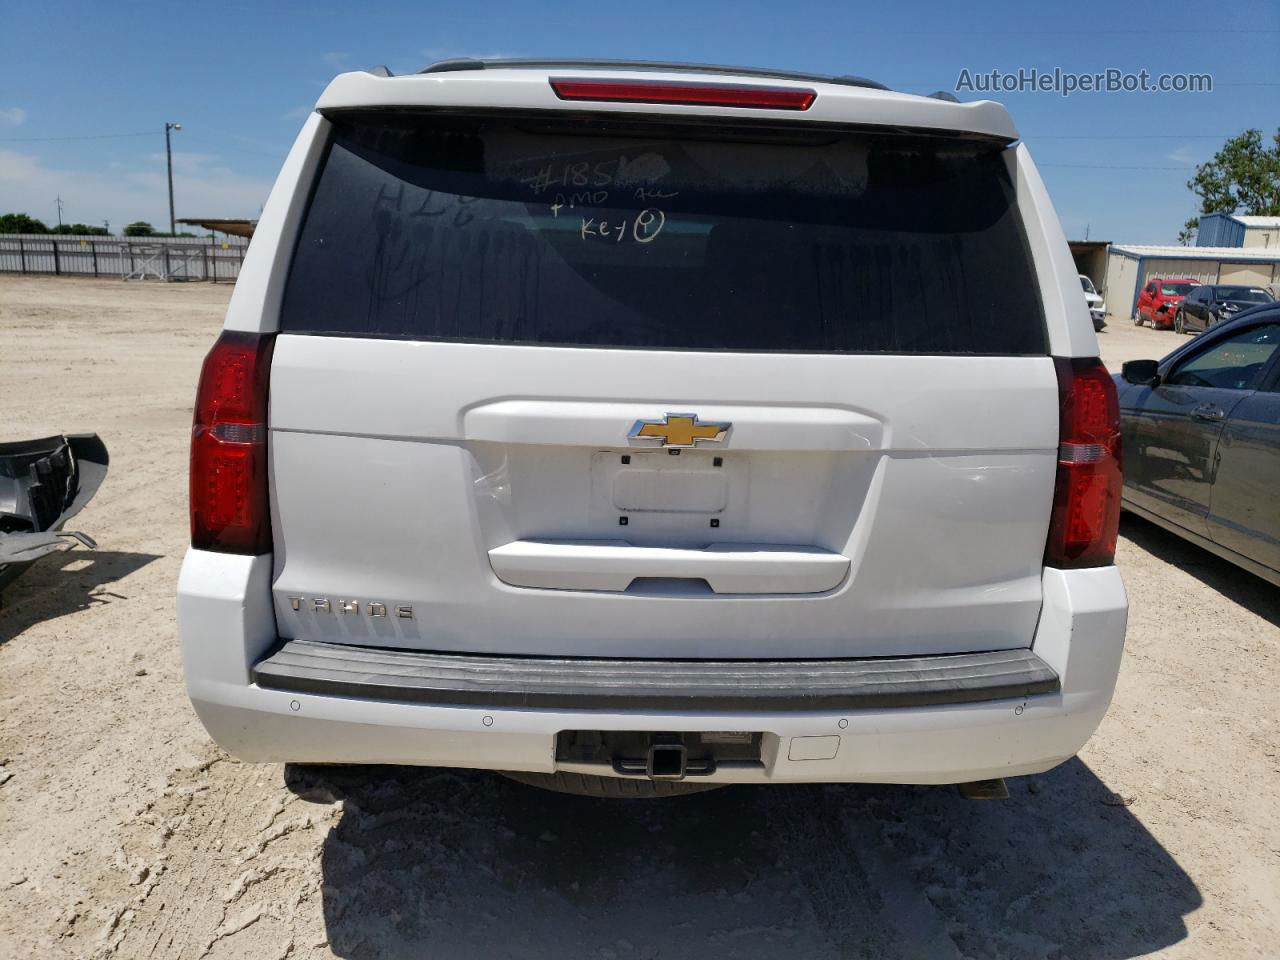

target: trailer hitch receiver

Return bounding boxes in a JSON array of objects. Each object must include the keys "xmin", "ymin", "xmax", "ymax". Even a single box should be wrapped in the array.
[{"xmin": 646, "ymin": 743, "xmax": 688, "ymax": 780}]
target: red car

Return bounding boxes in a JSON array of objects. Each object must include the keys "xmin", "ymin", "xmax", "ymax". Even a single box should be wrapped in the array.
[{"xmin": 1134, "ymin": 278, "xmax": 1199, "ymax": 329}]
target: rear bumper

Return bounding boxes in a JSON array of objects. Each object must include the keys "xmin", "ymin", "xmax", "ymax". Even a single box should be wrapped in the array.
[
  {"xmin": 253, "ymin": 640, "xmax": 1060, "ymax": 711},
  {"xmin": 177, "ymin": 550, "xmax": 1127, "ymax": 785}
]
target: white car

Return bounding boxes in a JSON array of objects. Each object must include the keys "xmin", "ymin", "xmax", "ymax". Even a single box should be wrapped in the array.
[
  {"xmin": 177, "ymin": 59, "xmax": 1127, "ymax": 797},
  {"xmin": 1080, "ymin": 274, "xmax": 1107, "ymax": 330}
]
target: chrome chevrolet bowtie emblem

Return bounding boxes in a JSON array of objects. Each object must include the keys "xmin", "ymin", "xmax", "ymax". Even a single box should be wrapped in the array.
[{"xmin": 629, "ymin": 413, "xmax": 731, "ymax": 448}]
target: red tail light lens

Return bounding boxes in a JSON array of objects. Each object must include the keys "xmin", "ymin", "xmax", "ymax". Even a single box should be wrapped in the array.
[
  {"xmin": 190, "ymin": 331, "xmax": 275, "ymax": 554},
  {"xmin": 549, "ymin": 78, "xmax": 816, "ymax": 111},
  {"xmin": 1045, "ymin": 358, "xmax": 1123, "ymax": 568}
]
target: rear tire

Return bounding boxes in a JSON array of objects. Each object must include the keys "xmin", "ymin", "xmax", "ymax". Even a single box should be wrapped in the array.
[
  {"xmin": 1133, "ymin": 309, "xmax": 1144, "ymax": 326},
  {"xmin": 502, "ymin": 771, "xmax": 724, "ymax": 798},
  {"xmin": 1174, "ymin": 310, "xmax": 1185, "ymax": 334}
]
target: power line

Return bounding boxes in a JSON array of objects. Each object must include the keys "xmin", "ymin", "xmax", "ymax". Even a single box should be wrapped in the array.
[
  {"xmin": 1025, "ymin": 134, "xmax": 1239, "ymax": 140},
  {"xmin": 851, "ymin": 28, "xmax": 1280, "ymax": 35},
  {"xmin": 1039, "ymin": 162, "xmax": 1193, "ymax": 170},
  {"xmin": 0, "ymin": 130, "xmax": 156, "ymax": 143}
]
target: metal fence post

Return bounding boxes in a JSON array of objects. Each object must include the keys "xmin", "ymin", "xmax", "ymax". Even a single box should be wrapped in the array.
[
  {"xmin": 92, "ymin": 241, "xmax": 99, "ymax": 277},
  {"xmin": 18, "ymin": 237, "xmax": 25, "ymax": 273},
  {"xmin": 52, "ymin": 240, "xmax": 61, "ymax": 275},
  {"xmin": 163, "ymin": 244, "xmax": 170, "ymax": 280}
]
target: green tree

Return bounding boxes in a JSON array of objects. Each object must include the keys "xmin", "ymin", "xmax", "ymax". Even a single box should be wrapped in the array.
[
  {"xmin": 51, "ymin": 223, "xmax": 110, "ymax": 236},
  {"xmin": 123, "ymin": 221, "xmax": 156, "ymax": 237},
  {"xmin": 0, "ymin": 212, "xmax": 50, "ymax": 234},
  {"xmin": 1182, "ymin": 128, "xmax": 1280, "ymax": 243}
]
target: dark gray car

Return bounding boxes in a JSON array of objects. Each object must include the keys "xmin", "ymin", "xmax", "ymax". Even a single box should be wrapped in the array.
[
  {"xmin": 1174, "ymin": 284, "xmax": 1274, "ymax": 335},
  {"xmin": 1115, "ymin": 305, "xmax": 1280, "ymax": 586}
]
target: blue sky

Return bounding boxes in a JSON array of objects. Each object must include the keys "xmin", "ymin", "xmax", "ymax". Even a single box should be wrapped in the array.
[{"xmin": 1, "ymin": 0, "xmax": 1276, "ymax": 242}]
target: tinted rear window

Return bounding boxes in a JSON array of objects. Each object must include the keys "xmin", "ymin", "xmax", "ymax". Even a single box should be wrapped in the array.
[{"xmin": 281, "ymin": 111, "xmax": 1047, "ymax": 354}]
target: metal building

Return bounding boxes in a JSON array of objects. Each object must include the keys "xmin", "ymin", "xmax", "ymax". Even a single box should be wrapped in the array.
[
  {"xmin": 1069, "ymin": 240, "xmax": 1110, "ymax": 288},
  {"xmin": 1101, "ymin": 243, "xmax": 1280, "ymax": 323},
  {"xmin": 1195, "ymin": 213, "xmax": 1280, "ymax": 250}
]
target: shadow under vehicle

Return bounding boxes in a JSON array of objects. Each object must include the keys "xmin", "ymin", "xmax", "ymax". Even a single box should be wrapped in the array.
[{"xmin": 285, "ymin": 758, "xmax": 1201, "ymax": 960}]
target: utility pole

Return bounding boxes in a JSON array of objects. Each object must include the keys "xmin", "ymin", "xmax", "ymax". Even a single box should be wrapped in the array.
[
  {"xmin": 165, "ymin": 121, "xmax": 182, "ymax": 235},
  {"xmin": 103, "ymin": 220, "xmax": 110, "ymax": 235},
  {"xmin": 56, "ymin": 195, "xmax": 64, "ymax": 227}
]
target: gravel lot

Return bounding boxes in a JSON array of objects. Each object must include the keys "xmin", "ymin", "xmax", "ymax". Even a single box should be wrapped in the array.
[{"xmin": 1, "ymin": 275, "xmax": 1277, "ymax": 960}]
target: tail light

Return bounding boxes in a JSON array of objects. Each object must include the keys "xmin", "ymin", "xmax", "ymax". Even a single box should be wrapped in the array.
[
  {"xmin": 549, "ymin": 77, "xmax": 816, "ymax": 111},
  {"xmin": 190, "ymin": 331, "xmax": 275, "ymax": 554},
  {"xmin": 1045, "ymin": 358, "xmax": 1122, "ymax": 568}
]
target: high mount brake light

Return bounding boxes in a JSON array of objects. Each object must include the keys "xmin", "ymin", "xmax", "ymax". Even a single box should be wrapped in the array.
[
  {"xmin": 190, "ymin": 331, "xmax": 275, "ymax": 554},
  {"xmin": 1044, "ymin": 357, "xmax": 1123, "ymax": 569},
  {"xmin": 549, "ymin": 77, "xmax": 816, "ymax": 111}
]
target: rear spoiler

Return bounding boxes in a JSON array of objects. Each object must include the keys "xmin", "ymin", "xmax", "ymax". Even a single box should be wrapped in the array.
[{"xmin": 315, "ymin": 66, "xmax": 1020, "ymax": 142}]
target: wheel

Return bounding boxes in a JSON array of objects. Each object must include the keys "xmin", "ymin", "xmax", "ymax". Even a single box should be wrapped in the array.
[
  {"xmin": 1132, "ymin": 308, "xmax": 1144, "ymax": 326},
  {"xmin": 502, "ymin": 771, "xmax": 724, "ymax": 798},
  {"xmin": 1174, "ymin": 310, "xmax": 1185, "ymax": 334}
]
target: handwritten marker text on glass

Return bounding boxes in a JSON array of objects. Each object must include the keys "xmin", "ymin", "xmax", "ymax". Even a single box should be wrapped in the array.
[{"xmin": 580, "ymin": 209, "xmax": 666, "ymax": 243}]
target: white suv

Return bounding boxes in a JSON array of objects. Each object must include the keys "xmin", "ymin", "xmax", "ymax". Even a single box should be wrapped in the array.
[
  {"xmin": 177, "ymin": 59, "xmax": 1127, "ymax": 796},
  {"xmin": 1080, "ymin": 273, "xmax": 1106, "ymax": 330}
]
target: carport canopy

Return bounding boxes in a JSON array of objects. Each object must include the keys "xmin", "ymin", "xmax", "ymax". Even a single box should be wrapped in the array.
[{"xmin": 177, "ymin": 218, "xmax": 255, "ymax": 238}]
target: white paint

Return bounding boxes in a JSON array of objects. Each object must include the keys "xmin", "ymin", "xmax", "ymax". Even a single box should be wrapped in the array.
[
  {"xmin": 1009, "ymin": 143, "xmax": 1100, "ymax": 358},
  {"xmin": 266, "ymin": 343, "xmax": 1057, "ymax": 659},
  {"xmin": 788, "ymin": 736, "xmax": 841, "ymax": 761},
  {"xmin": 180, "ymin": 549, "xmax": 1125, "ymax": 784},
  {"xmin": 488, "ymin": 540, "xmax": 850, "ymax": 594},
  {"xmin": 222, "ymin": 112, "xmax": 329, "ymax": 333},
  {"xmin": 462, "ymin": 399, "xmax": 884, "ymax": 451},
  {"xmin": 178, "ymin": 62, "xmax": 1130, "ymax": 785},
  {"xmin": 316, "ymin": 67, "xmax": 1020, "ymax": 141}
]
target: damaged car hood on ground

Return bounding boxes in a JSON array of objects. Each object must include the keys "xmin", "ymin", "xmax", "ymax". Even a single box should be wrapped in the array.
[{"xmin": 0, "ymin": 433, "xmax": 109, "ymax": 595}]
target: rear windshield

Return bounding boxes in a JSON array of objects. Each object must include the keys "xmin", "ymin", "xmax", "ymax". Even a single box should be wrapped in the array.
[{"xmin": 281, "ymin": 111, "xmax": 1047, "ymax": 354}]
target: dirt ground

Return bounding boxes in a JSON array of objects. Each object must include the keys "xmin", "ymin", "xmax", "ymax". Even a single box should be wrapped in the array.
[{"xmin": 1, "ymin": 275, "xmax": 1277, "ymax": 960}]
